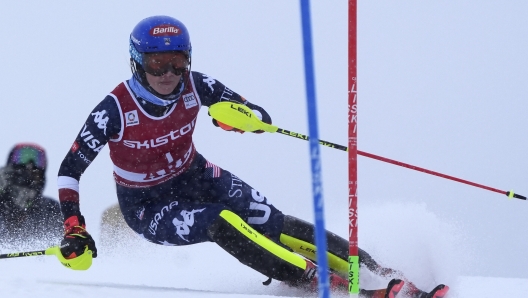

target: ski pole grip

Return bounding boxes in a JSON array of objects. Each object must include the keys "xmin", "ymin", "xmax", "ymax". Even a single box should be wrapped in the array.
[
  {"xmin": 506, "ymin": 191, "xmax": 526, "ymax": 200},
  {"xmin": 513, "ymin": 193, "xmax": 527, "ymax": 200}
]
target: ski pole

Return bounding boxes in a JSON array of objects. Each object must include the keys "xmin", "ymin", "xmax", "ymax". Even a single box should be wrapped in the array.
[
  {"xmin": 0, "ymin": 248, "xmax": 49, "ymax": 259},
  {"xmin": 208, "ymin": 102, "xmax": 526, "ymax": 200},
  {"xmin": 0, "ymin": 245, "xmax": 94, "ymax": 270}
]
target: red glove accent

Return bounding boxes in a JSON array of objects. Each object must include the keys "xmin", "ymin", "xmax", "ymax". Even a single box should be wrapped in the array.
[
  {"xmin": 217, "ymin": 121, "xmax": 244, "ymax": 134},
  {"xmin": 64, "ymin": 215, "xmax": 85, "ymax": 234},
  {"xmin": 61, "ymin": 215, "xmax": 97, "ymax": 259}
]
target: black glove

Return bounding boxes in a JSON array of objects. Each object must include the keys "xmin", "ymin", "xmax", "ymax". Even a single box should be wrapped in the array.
[
  {"xmin": 60, "ymin": 215, "xmax": 97, "ymax": 259},
  {"xmin": 244, "ymin": 101, "xmax": 271, "ymax": 134}
]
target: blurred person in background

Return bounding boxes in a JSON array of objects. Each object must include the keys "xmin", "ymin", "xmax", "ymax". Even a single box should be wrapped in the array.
[
  {"xmin": 0, "ymin": 143, "xmax": 62, "ymax": 246},
  {"xmin": 100, "ymin": 203, "xmax": 137, "ymax": 253}
]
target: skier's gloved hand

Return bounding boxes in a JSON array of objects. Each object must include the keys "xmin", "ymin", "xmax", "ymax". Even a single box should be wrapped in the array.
[
  {"xmin": 210, "ymin": 100, "xmax": 272, "ymax": 134},
  {"xmin": 245, "ymin": 102, "xmax": 272, "ymax": 134},
  {"xmin": 60, "ymin": 215, "xmax": 98, "ymax": 259}
]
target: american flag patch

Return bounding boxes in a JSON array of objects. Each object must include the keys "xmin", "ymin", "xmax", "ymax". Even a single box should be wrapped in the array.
[
  {"xmin": 136, "ymin": 207, "xmax": 145, "ymax": 220},
  {"xmin": 205, "ymin": 160, "xmax": 221, "ymax": 178}
]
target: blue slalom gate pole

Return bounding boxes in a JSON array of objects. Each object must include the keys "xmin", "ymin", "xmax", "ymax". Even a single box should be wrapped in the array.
[{"xmin": 299, "ymin": 1, "xmax": 330, "ymax": 297}]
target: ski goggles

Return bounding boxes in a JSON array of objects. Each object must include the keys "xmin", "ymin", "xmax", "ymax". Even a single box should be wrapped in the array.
[
  {"xmin": 142, "ymin": 52, "xmax": 189, "ymax": 76},
  {"xmin": 9, "ymin": 145, "xmax": 47, "ymax": 170}
]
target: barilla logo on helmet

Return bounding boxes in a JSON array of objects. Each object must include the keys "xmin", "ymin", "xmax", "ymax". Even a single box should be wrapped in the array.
[{"xmin": 150, "ymin": 25, "xmax": 181, "ymax": 36}]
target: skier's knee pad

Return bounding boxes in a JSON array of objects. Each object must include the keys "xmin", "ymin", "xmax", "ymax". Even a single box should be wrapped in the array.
[
  {"xmin": 279, "ymin": 215, "xmax": 350, "ymax": 276},
  {"xmin": 207, "ymin": 210, "xmax": 307, "ymax": 281}
]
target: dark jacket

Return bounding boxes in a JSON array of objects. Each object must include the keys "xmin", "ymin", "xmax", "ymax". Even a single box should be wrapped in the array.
[{"xmin": 0, "ymin": 167, "xmax": 62, "ymax": 247}]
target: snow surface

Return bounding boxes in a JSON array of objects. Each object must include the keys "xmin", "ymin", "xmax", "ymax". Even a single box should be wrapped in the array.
[
  {"xmin": 2, "ymin": 0, "xmax": 528, "ymax": 297},
  {"xmin": 2, "ymin": 204, "xmax": 528, "ymax": 298}
]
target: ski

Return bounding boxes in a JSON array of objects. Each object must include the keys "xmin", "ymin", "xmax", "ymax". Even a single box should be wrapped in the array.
[
  {"xmin": 360, "ymin": 278, "xmax": 404, "ymax": 298},
  {"xmin": 281, "ymin": 275, "xmax": 403, "ymax": 297}
]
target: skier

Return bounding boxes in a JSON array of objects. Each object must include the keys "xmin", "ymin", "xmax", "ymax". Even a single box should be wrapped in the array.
[
  {"xmin": 57, "ymin": 15, "xmax": 448, "ymax": 297},
  {"xmin": 0, "ymin": 143, "xmax": 62, "ymax": 246}
]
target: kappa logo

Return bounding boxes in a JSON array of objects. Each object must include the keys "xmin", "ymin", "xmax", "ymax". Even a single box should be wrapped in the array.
[
  {"xmin": 172, "ymin": 208, "xmax": 206, "ymax": 242},
  {"xmin": 202, "ymin": 74, "xmax": 216, "ymax": 92},
  {"xmin": 91, "ymin": 110, "xmax": 109, "ymax": 135},
  {"xmin": 182, "ymin": 93, "xmax": 197, "ymax": 109},
  {"xmin": 125, "ymin": 110, "xmax": 139, "ymax": 127}
]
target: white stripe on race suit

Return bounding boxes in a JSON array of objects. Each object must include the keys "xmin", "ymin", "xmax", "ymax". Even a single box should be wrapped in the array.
[{"xmin": 57, "ymin": 176, "xmax": 80, "ymax": 192}]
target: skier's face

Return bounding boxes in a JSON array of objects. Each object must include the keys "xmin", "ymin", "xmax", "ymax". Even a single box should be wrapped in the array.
[
  {"xmin": 143, "ymin": 51, "xmax": 188, "ymax": 95},
  {"xmin": 145, "ymin": 71, "xmax": 181, "ymax": 95}
]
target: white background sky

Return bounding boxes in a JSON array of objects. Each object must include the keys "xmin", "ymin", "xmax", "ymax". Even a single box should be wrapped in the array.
[{"xmin": 1, "ymin": 1, "xmax": 528, "ymax": 296}]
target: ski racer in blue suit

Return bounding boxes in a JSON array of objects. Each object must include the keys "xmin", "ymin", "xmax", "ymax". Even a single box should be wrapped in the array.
[{"xmin": 56, "ymin": 15, "xmax": 448, "ymax": 298}]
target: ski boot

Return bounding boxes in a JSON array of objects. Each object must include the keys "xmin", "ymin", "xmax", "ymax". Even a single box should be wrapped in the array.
[
  {"xmin": 360, "ymin": 278, "xmax": 405, "ymax": 298},
  {"xmin": 406, "ymin": 283, "xmax": 449, "ymax": 298}
]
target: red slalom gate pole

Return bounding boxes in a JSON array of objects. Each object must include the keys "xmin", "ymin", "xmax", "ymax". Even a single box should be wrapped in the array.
[
  {"xmin": 348, "ymin": 0, "xmax": 360, "ymax": 295},
  {"xmin": 357, "ymin": 150, "xmax": 526, "ymax": 200},
  {"xmin": 273, "ymin": 126, "xmax": 526, "ymax": 201}
]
